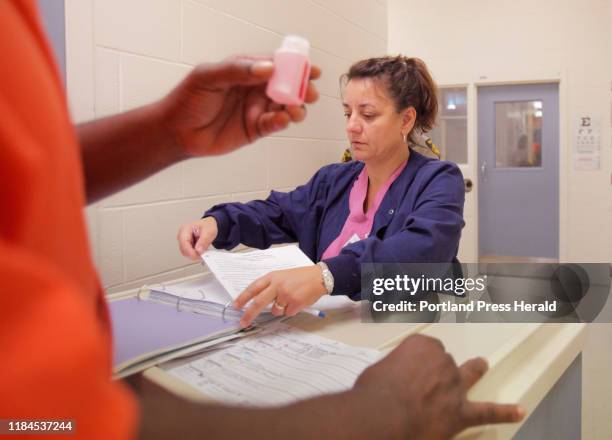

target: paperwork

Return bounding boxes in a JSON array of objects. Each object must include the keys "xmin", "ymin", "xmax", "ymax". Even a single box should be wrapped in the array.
[
  {"xmin": 111, "ymin": 245, "xmax": 345, "ymax": 378},
  {"xmin": 201, "ymin": 245, "xmax": 314, "ymax": 298},
  {"xmin": 162, "ymin": 322, "xmax": 381, "ymax": 406},
  {"xmin": 144, "ymin": 245, "xmax": 316, "ymax": 321}
]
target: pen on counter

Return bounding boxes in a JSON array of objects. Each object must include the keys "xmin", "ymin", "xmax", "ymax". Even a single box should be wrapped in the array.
[{"xmin": 302, "ymin": 307, "xmax": 326, "ymax": 318}]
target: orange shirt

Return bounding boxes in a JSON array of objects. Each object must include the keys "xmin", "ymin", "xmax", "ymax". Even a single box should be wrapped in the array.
[{"xmin": 0, "ymin": 1, "xmax": 136, "ymax": 438}]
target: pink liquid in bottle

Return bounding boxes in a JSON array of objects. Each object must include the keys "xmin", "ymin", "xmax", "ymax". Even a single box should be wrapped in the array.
[{"xmin": 266, "ymin": 35, "xmax": 311, "ymax": 106}]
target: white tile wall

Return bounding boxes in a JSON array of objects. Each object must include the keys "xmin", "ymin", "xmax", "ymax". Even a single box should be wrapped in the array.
[
  {"xmin": 65, "ymin": 0, "xmax": 95, "ymax": 123},
  {"xmin": 120, "ymin": 54, "xmax": 192, "ymax": 111},
  {"xmin": 65, "ymin": 0, "xmax": 387, "ymax": 290},
  {"xmin": 181, "ymin": 1, "xmax": 282, "ymax": 64},
  {"xmin": 122, "ymin": 196, "xmax": 226, "ymax": 280},
  {"xmin": 280, "ymin": 95, "xmax": 347, "ymax": 139},
  {"xmin": 94, "ymin": 48, "xmax": 120, "ymax": 117},
  {"xmin": 231, "ymin": 190, "xmax": 271, "ymax": 204},
  {"xmin": 94, "ymin": 0, "xmax": 181, "ymax": 61},
  {"xmin": 266, "ymin": 137, "xmax": 345, "ymax": 188},
  {"xmin": 189, "ymin": 0, "xmax": 385, "ymax": 61},
  {"xmin": 310, "ymin": 0, "xmax": 387, "ymax": 39},
  {"xmin": 309, "ymin": 47, "xmax": 351, "ymax": 98},
  {"xmin": 100, "ymin": 163, "xmax": 184, "ymax": 208},
  {"xmin": 182, "ymin": 141, "xmax": 268, "ymax": 198},
  {"xmin": 98, "ymin": 209, "xmax": 124, "ymax": 285}
]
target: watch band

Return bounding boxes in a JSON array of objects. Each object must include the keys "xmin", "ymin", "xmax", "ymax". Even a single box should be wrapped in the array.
[{"xmin": 316, "ymin": 261, "xmax": 334, "ymax": 294}]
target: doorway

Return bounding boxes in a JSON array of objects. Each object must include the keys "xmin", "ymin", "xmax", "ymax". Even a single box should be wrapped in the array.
[{"xmin": 477, "ymin": 83, "xmax": 559, "ymax": 262}]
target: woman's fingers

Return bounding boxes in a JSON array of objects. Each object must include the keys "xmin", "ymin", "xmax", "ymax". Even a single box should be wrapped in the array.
[
  {"xmin": 194, "ymin": 234, "xmax": 213, "ymax": 255},
  {"xmin": 270, "ymin": 299, "xmax": 287, "ymax": 317},
  {"xmin": 234, "ymin": 275, "xmax": 271, "ymax": 309},
  {"xmin": 239, "ymin": 284, "xmax": 277, "ymax": 328},
  {"xmin": 284, "ymin": 301, "xmax": 304, "ymax": 317},
  {"xmin": 234, "ymin": 266, "xmax": 324, "ymax": 326},
  {"xmin": 177, "ymin": 218, "xmax": 218, "ymax": 260},
  {"xmin": 177, "ymin": 224, "xmax": 201, "ymax": 260}
]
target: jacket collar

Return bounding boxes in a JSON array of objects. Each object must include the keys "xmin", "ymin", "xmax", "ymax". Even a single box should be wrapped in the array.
[
  {"xmin": 371, "ymin": 150, "xmax": 432, "ymax": 233},
  {"xmin": 317, "ymin": 150, "xmax": 432, "ymax": 257}
]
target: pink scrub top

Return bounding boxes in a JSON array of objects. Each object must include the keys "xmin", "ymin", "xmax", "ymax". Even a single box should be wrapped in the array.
[{"xmin": 322, "ymin": 158, "xmax": 409, "ymax": 260}]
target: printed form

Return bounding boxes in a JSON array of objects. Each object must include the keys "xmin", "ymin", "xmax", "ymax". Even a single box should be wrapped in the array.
[
  {"xmin": 201, "ymin": 245, "xmax": 314, "ymax": 299},
  {"xmin": 163, "ymin": 323, "xmax": 381, "ymax": 406}
]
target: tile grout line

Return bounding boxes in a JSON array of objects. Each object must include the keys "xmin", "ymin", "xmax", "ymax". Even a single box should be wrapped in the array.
[
  {"xmin": 308, "ymin": 0, "xmax": 387, "ymax": 42},
  {"xmin": 185, "ymin": 0, "xmax": 358, "ymax": 63}
]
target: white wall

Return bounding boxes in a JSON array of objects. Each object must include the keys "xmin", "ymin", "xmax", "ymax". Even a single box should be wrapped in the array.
[
  {"xmin": 65, "ymin": 0, "xmax": 387, "ymax": 293},
  {"xmin": 389, "ymin": 0, "xmax": 612, "ymax": 265}
]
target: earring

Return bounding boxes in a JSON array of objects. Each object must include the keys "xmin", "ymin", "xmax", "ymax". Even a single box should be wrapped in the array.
[{"xmin": 402, "ymin": 132, "xmax": 408, "ymax": 144}]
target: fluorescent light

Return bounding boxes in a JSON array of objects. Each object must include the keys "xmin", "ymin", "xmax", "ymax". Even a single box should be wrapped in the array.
[
  {"xmin": 533, "ymin": 101, "xmax": 542, "ymax": 109},
  {"xmin": 447, "ymin": 102, "xmax": 456, "ymax": 110},
  {"xmin": 535, "ymin": 110, "xmax": 543, "ymax": 117}
]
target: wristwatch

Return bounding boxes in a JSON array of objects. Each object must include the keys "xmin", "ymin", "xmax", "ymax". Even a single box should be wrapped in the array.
[{"xmin": 316, "ymin": 261, "xmax": 334, "ymax": 294}]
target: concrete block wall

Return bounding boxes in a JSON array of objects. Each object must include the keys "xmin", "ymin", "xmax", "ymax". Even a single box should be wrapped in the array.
[{"xmin": 64, "ymin": 0, "xmax": 388, "ymax": 292}]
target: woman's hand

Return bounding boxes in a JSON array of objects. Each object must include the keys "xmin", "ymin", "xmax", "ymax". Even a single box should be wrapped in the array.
[
  {"xmin": 159, "ymin": 56, "xmax": 321, "ymax": 158},
  {"xmin": 233, "ymin": 265, "xmax": 328, "ymax": 327},
  {"xmin": 177, "ymin": 217, "xmax": 219, "ymax": 260}
]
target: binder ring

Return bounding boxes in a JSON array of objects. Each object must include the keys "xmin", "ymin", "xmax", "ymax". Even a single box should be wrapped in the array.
[
  {"xmin": 136, "ymin": 284, "xmax": 148, "ymax": 301},
  {"xmin": 221, "ymin": 301, "xmax": 233, "ymax": 322}
]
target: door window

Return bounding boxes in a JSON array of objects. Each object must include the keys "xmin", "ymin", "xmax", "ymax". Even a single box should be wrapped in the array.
[{"xmin": 494, "ymin": 100, "xmax": 542, "ymax": 168}]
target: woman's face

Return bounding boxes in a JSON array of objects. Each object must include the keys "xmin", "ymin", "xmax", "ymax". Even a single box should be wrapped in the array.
[{"xmin": 342, "ymin": 78, "xmax": 415, "ymax": 164}]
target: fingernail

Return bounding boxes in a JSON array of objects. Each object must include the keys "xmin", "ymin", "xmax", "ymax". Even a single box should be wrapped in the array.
[
  {"xmin": 195, "ymin": 246, "xmax": 203, "ymax": 254},
  {"xmin": 516, "ymin": 407, "xmax": 526, "ymax": 420},
  {"xmin": 251, "ymin": 60, "xmax": 274, "ymax": 76}
]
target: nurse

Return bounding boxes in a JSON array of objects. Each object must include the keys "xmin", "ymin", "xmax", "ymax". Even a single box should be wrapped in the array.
[{"xmin": 177, "ymin": 55, "xmax": 465, "ymax": 327}]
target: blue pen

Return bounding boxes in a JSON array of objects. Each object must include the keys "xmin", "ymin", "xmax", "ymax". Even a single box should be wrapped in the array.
[{"xmin": 302, "ymin": 307, "xmax": 326, "ymax": 318}]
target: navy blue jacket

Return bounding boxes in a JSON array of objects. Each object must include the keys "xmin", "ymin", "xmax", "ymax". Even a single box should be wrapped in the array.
[{"xmin": 204, "ymin": 151, "xmax": 465, "ymax": 299}]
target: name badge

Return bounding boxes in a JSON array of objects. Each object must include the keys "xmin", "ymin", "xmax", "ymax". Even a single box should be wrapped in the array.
[{"xmin": 343, "ymin": 233, "xmax": 362, "ymax": 248}]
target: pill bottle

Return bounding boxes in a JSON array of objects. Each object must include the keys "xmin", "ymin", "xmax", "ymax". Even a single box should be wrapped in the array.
[{"xmin": 266, "ymin": 35, "xmax": 311, "ymax": 106}]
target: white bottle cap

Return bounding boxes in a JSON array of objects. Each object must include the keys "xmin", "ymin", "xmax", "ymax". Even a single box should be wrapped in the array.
[{"xmin": 278, "ymin": 35, "xmax": 310, "ymax": 56}]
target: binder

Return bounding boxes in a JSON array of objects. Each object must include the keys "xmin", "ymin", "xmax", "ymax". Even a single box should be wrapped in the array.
[{"xmin": 109, "ymin": 294, "xmax": 245, "ymax": 378}]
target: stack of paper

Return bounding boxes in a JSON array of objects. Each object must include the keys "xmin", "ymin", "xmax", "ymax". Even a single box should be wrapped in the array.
[{"xmin": 162, "ymin": 322, "xmax": 382, "ymax": 406}]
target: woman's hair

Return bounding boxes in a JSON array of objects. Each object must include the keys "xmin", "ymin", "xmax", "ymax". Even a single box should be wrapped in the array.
[{"xmin": 341, "ymin": 55, "xmax": 439, "ymax": 153}]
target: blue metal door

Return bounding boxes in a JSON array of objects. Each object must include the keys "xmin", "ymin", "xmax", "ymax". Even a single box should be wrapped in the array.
[{"xmin": 478, "ymin": 83, "xmax": 559, "ymax": 260}]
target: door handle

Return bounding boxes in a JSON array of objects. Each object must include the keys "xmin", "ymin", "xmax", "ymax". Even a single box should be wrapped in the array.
[{"xmin": 480, "ymin": 160, "xmax": 487, "ymax": 181}]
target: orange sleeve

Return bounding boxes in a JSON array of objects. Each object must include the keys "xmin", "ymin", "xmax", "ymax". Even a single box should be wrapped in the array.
[{"xmin": 0, "ymin": 239, "xmax": 138, "ymax": 439}]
